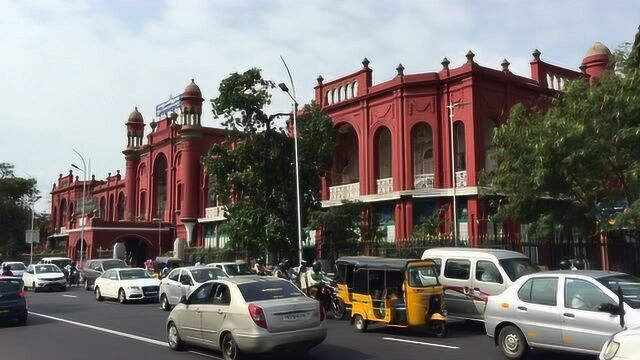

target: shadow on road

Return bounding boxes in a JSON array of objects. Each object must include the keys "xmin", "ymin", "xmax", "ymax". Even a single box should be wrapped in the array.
[
  {"xmin": 186, "ymin": 343, "xmax": 373, "ymax": 360},
  {"xmin": 0, "ymin": 313, "xmax": 55, "ymax": 328}
]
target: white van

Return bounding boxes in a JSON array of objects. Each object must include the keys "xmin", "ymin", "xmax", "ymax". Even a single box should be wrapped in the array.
[
  {"xmin": 421, "ymin": 248, "xmax": 539, "ymax": 321},
  {"xmin": 38, "ymin": 257, "xmax": 73, "ymax": 269}
]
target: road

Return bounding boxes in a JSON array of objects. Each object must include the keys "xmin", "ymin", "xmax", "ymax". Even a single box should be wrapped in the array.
[{"xmin": 1, "ymin": 287, "xmax": 596, "ymax": 360}]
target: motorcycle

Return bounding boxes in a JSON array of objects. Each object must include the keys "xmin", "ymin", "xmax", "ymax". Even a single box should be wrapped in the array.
[
  {"xmin": 310, "ymin": 282, "xmax": 346, "ymax": 320},
  {"xmin": 67, "ymin": 268, "xmax": 80, "ymax": 287}
]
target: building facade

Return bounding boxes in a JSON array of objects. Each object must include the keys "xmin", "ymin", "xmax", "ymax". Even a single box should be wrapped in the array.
[
  {"xmin": 315, "ymin": 44, "xmax": 611, "ymax": 246},
  {"xmin": 50, "ymin": 80, "xmax": 228, "ymax": 266}
]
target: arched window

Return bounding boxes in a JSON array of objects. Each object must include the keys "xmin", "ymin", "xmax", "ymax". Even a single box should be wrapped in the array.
[
  {"xmin": 339, "ymin": 86, "xmax": 345, "ymax": 101},
  {"xmin": 345, "ymin": 83, "xmax": 352, "ymax": 99},
  {"xmin": 99, "ymin": 197, "xmax": 106, "ymax": 218},
  {"xmin": 326, "ymin": 91, "xmax": 332, "ymax": 105},
  {"xmin": 153, "ymin": 153, "xmax": 168, "ymax": 220},
  {"xmin": 108, "ymin": 194, "xmax": 115, "ymax": 221},
  {"xmin": 411, "ymin": 123, "xmax": 434, "ymax": 176},
  {"xmin": 176, "ymin": 183, "xmax": 184, "ymax": 210},
  {"xmin": 139, "ymin": 191, "xmax": 146, "ymax": 220},
  {"xmin": 353, "ymin": 81, "xmax": 358, "ymax": 97},
  {"xmin": 332, "ymin": 89, "xmax": 337, "ymax": 104},
  {"xmin": 454, "ymin": 122, "xmax": 466, "ymax": 171},
  {"xmin": 207, "ymin": 175, "xmax": 217, "ymax": 207},
  {"xmin": 376, "ymin": 127, "xmax": 392, "ymax": 179},
  {"xmin": 484, "ymin": 120, "xmax": 498, "ymax": 172},
  {"xmin": 117, "ymin": 192, "xmax": 125, "ymax": 221},
  {"xmin": 333, "ymin": 124, "xmax": 359, "ymax": 185}
]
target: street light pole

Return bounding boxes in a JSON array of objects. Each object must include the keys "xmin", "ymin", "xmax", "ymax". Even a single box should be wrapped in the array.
[
  {"xmin": 30, "ymin": 204, "xmax": 34, "ymax": 265},
  {"xmin": 279, "ymin": 55, "xmax": 304, "ymax": 267},
  {"xmin": 447, "ymin": 101, "xmax": 468, "ymax": 246},
  {"xmin": 72, "ymin": 149, "xmax": 87, "ymax": 266}
]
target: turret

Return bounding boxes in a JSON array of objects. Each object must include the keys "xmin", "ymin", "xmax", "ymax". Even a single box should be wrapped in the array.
[
  {"xmin": 125, "ymin": 107, "xmax": 145, "ymax": 149},
  {"xmin": 180, "ymin": 79, "xmax": 203, "ymax": 127},
  {"xmin": 123, "ymin": 107, "xmax": 144, "ymax": 221},
  {"xmin": 582, "ymin": 42, "xmax": 613, "ymax": 84}
]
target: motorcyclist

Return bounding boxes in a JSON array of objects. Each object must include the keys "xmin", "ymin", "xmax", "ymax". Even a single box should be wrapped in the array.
[
  {"xmin": 306, "ymin": 261, "xmax": 326, "ymax": 302},
  {"xmin": 253, "ymin": 257, "xmax": 268, "ymax": 275},
  {"xmin": 66, "ymin": 262, "xmax": 79, "ymax": 286},
  {"xmin": 273, "ymin": 261, "xmax": 289, "ymax": 280},
  {"xmin": 1, "ymin": 264, "xmax": 14, "ymax": 277}
]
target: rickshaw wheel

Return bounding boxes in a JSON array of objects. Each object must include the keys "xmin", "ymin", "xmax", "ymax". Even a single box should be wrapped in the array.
[
  {"xmin": 430, "ymin": 320, "xmax": 447, "ymax": 338},
  {"xmin": 354, "ymin": 315, "xmax": 368, "ymax": 332}
]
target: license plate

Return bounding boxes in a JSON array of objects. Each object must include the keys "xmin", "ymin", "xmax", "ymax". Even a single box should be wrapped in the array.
[
  {"xmin": 146, "ymin": 292, "xmax": 157, "ymax": 295},
  {"xmin": 283, "ymin": 312, "xmax": 310, "ymax": 321},
  {"xmin": 0, "ymin": 310, "xmax": 8, "ymax": 314}
]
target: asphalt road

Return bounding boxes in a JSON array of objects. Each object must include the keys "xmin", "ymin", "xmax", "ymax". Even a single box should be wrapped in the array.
[{"xmin": 1, "ymin": 287, "xmax": 597, "ymax": 360}]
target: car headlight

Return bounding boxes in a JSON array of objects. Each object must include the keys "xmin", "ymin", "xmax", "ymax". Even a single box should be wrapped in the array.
[
  {"xmin": 128, "ymin": 286, "xmax": 141, "ymax": 291},
  {"xmin": 603, "ymin": 340, "xmax": 620, "ymax": 360}
]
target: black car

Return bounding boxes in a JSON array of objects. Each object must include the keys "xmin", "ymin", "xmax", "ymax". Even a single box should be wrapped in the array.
[
  {"xmin": 0, "ymin": 277, "xmax": 27, "ymax": 325},
  {"xmin": 80, "ymin": 259, "xmax": 127, "ymax": 290}
]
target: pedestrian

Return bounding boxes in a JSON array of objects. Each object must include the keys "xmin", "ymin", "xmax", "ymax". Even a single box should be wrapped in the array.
[
  {"xmin": 1, "ymin": 264, "xmax": 14, "ymax": 277},
  {"xmin": 194, "ymin": 256, "xmax": 205, "ymax": 267}
]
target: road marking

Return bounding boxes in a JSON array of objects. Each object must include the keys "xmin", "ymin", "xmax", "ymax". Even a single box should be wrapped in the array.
[
  {"xmin": 382, "ymin": 337, "xmax": 460, "ymax": 350},
  {"xmin": 62, "ymin": 295, "xmax": 77, "ymax": 298},
  {"xmin": 29, "ymin": 312, "xmax": 222, "ymax": 359}
]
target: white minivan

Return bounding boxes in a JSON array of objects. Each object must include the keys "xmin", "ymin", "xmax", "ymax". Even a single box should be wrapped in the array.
[{"xmin": 421, "ymin": 248, "xmax": 539, "ymax": 321}]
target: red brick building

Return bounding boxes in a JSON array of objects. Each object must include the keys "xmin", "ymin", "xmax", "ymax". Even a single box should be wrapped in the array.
[
  {"xmin": 315, "ymin": 44, "xmax": 611, "ymax": 246},
  {"xmin": 50, "ymin": 80, "xmax": 228, "ymax": 266}
]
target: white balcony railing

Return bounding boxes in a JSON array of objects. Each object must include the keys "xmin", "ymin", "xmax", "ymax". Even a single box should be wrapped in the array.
[
  {"xmin": 205, "ymin": 206, "xmax": 226, "ymax": 220},
  {"xmin": 329, "ymin": 182, "xmax": 360, "ymax": 201},
  {"xmin": 376, "ymin": 178, "xmax": 393, "ymax": 194},
  {"xmin": 455, "ymin": 170, "xmax": 467, "ymax": 187},
  {"xmin": 414, "ymin": 173, "xmax": 435, "ymax": 190}
]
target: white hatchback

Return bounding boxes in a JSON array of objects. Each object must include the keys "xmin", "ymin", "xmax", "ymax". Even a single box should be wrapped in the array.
[
  {"xmin": 94, "ymin": 268, "xmax": 160, "ymax": 304},
  {"xmin": 159, "ymin": 266, "xmax": 227, "ymax": 311},
  {"xmin": 22, "ymin": 264, "xmax": 67, "ymax": 292},
  {"xmin": 485, "ymin": 271, "xmax": 640, "ymax": 359}
]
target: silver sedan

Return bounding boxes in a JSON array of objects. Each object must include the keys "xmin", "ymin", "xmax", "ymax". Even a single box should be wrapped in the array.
[
  {"xmin": 166, "ymin": 276, "xmax": 327, "ymax": 360},
  {"xmin": 485, "ymin": 271, "xmax": 640, "ymax": 359}
]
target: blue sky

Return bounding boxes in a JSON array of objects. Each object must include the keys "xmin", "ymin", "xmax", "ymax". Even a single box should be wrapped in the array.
[{"xmin": 0, "ymin": 0, "xmax": 638, "ymax": 212}]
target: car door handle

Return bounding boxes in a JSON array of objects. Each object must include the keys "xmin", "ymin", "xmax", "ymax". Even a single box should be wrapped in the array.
[
  {"xmin": 217, "ymin": 309, "xmax": 224, "ymax": 314},
  {"xmin": 517, "ymin": 306, "xmax": 527, "ymax": 311},
  {"xmin": 473, "ymin": 287, "xmax": 481, "ymax": 292},
  {"xmin": 563, "ymin": 313, "xmax": 575, "ymax": 318}
]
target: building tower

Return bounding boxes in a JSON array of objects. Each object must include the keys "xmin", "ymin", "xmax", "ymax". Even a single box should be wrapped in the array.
[
  {"xmin": 582, "ymin": 42, "xmax": 613, "ymax": 84},
  {"xmin": 123, "ymin": 107, "xmax": 144, "ymax": 221},
  {"xmin": 178, "ymin": 79, "xmax": 204, "ymax": 245}
]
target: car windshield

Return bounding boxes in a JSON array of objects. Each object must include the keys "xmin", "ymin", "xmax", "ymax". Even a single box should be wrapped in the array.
[
  {"xmin": 407, "ymin": 266, "xmax": 439, "ymax": 287},
  {"xmin": 102, "ymin": 260, "xmax": 126, "ymax": 270},
  {"xmin": 0, "ymin": 279, "xmax": 23, "ymax": 292},
  {"xmin": 191, "ymin": 268, "xmax": 227, "ymax": 283},
  {"xmin": 8, "ymin": 263, "xmax": 26, "ymax": 270},
  {"xmin": 52, "ymin": 259, "xmax": 72, "ymax": 268},
  {"xmin": 499, "ymin": 258, "xmax": 540, "ymax": 281},
  {"xmin": 224, "ymin": 264, "xmax": 253, "ymax": 276},
  {"xmin": 597, "ymin": 274, "xmax": 640, "ymax": 309},
  {"xmin": 36, "ymin": 265, "xmax": 60, "ymax": 274},
  {"xmin": 119, "ymin": 269, "xmax": 151, "ymax": 280},
  {"xmin": 238, "ymin": 281, "xmax": 304, "ymax": 302}
]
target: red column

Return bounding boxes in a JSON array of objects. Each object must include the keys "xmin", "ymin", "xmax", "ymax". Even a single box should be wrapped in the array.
[
  {"xmin": 180, "ymin": 140, "xmax": 199, "ymax": 220},
  {"xmin": 124, "ymin": 154, "xmax": 139, "ymax": 221},
  {"xmin": 468, "ymin": 197, "xmax": 480, "ymax": 246}
]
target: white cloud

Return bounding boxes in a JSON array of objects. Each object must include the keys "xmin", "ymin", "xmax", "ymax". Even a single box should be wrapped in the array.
[{"xmin": 0, "ymin": 0, "xmax": 637, "ymax": 211}]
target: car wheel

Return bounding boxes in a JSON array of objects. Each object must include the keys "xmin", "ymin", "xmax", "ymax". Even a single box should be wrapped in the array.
[
  {"xmin": 118, "ymin": 289, "xmax": 127, "ymax": 304},
  {"xmin": 84, "ymin": 278, "xmax": 90, "ymax": 291},
  {"xmin": 354, "ymin": 315, "xmax": 368, "ymax": 332},
  {"xmin": 222, "ymin": 333, "xmax": 240, "ymax": 360},
  {"xmin": 499, "ymin": 325, "xmax": 528, "ymax": 360},
  {"xmin": 94, "ymin": 287, "xmax": 103, "ymax": 301},
  {"xmin": 167, "ymin": 322, "xmax": 184, "ymax": 351},
  {"xmin": 161, "ymin": 294, "xmax": 171, "ymax": 311},
  {"xmin": 333, "ymin": 298, "xmax": 346, "ymax": 320}
]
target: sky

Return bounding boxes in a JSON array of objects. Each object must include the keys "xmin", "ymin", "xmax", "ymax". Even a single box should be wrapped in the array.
[{"xmin": 1, "ymin": 0, "xmax": 638, "ymax": 212}]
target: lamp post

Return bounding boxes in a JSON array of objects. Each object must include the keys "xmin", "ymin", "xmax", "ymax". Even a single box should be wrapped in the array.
[
  {"xmin": 446, "ymin": 101, "xmax": 469, "ymax": 246},
  {"xmin": 153, "ymin": 218, "xmax": 162, "ymax": 256},
  {"xmin": 71, "ymin": 149, "xmax": 87, "ymax": 266},
  {"xmin": 278, "ymin": 55, "xmax": 304, "ymax": 267}
]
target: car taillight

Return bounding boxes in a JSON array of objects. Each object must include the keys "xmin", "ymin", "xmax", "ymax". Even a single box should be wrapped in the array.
[
  {"xmin": 248, "ymin": 304, "xmax": 268, "ymax": 329},
  {"xmin": 18, "ymin": 290, "xmax": 25, "ymax": 299},
  {"xmin": 320, "ymin": 304, "xmax": 325, "ymax": 321}
]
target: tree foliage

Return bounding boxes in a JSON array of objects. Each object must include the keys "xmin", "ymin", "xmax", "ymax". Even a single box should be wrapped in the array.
[
  {"xmin": 204, "ymin": 69, "xmax": 336, "ymax": 259},
  {"xmin": 0, "ymin": 163, "xmax": 40, "ymax": 257},
  {"xmin": 486, "ymin": 29, "xmax": 640, "ymax": 239}
]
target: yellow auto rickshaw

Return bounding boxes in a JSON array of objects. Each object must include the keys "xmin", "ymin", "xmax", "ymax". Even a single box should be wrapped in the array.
[
  {"xmin": 334, "ymin": 256, "xmax": 381, "ymax": 319},
  {"xmin": 347, "ymin": 257, "xmax": 447, "ymax": 337}
]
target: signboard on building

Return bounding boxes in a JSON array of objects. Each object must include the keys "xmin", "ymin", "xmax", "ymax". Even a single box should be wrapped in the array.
[
  {"xmin": 74, "ymin": 197, "xmax": 97, "ymax": 215},
  {"xmin": 156, "ymin": 93, "xmax": 183, "ymax": 118},
  {"xmin": 26, "ymin": 229, "xmax": 40, "ymax": 244}
]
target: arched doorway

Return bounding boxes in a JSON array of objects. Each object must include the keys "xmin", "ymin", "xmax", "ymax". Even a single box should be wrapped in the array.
[
  {"xmin": 375, "ymin": 127, "xmax": 392, "ymax": 194},
  {"xmin": 330, "ymin": 123, "xmax": 360, "ymax": 200},
  {"xmin": 74, "ymin": 239, "xmax": 88, "ymax": 262},
  {"xmin": 153, "ymin": 153, "xmax": 168, "ymax": 220},
  {"xmin": 114, "ymin": 236, "xmax": 151, "ymax": 268},
  {"xmin": 412, "ymin": 123, "xmax": 434, "ymax": 189}
]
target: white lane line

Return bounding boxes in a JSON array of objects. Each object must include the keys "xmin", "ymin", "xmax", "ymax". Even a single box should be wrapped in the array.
[
  {"xmin": 188, "ymin": 350, "xmax": 222, "ymax": 359},
  {"xmin": 29, "ymin": 312, "xmax": 222, "ymax": 359},
  {"xmin": 62, "ymin": 295, "xmax": 77, "ymax": 298},
  {"xmin": 382, "ymin": 337, "xmax": 460, "ymax": 350}
]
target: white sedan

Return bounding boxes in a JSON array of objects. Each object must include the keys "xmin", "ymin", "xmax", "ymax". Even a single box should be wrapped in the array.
[
  {"xmin": 600, "ymin": 327, "xmax": 640, "ymax": 360},
  {"xmin": 160, "ymin": 266, "xmax": 228, "ymax": 311},
  {"xmin": 94, "ymin": 268, "xmax": 160, "ymax": 304},
  {"xmin": 23, "ymin": 264, "xmax": 67, "ymax": 292}
]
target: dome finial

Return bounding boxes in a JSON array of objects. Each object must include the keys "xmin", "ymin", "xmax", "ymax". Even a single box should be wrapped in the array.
[
  {"xmin": 362, "ymin": 57, "xmax": 370, "ymax": 69},
  {"xmin": 441, "ymin": 57, "xmax": 450, "ymax": 70},
  {"xmin": 501, "ymin": 58, "xmax": 510, "ymax": 72},
  {"xmin": 396, "ymin": 63, "xmax": 405, "ymax": 76},
  {"xmin": 532, "ymin": 49, "xmax": 541, "ymax": 61}
]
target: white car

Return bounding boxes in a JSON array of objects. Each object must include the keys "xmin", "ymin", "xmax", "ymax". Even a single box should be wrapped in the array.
[
  {"xmin": 159, "ymin": 266, "xmax": 228, "ymax": 311},
  {"xmin": 485, "ymin": 271, "xmax": 640, "ymax": 359},
  {"xmin": 207, "ymin": 261, "xmax": 254, "ymax": 277},
  {"xmin": 22, "ymin": 264, "xmax": 67, "ymax": 292},
  {"xmin": 600, "ymin": 327, "xmax": 640, "ymax": 360},
  {"xmin": 1, "ymin": 261, "xmax": 27, "ymax": 277},
  {"xmin": 94, "ymin": 268, "xmax": 160, "ymax": 304}
]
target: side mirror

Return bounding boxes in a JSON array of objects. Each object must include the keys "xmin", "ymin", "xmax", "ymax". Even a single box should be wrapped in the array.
[{"xmin": 179, "ymin": 296, "xmax": 189, "ymax": 305}]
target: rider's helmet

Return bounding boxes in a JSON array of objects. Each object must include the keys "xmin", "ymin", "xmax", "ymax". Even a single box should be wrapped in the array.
[
  {"xmin": 559, "ymin": 259, "xmax": 572, "ymax": 270},
  {"xmin": 2, "ymin": 264, "xmax": 9, "ymax": 271},
  {"xmin": 574, "ymin": 258, "xmax": 586, "ymax": 270},
  {"xmin": 312, "ymin": 261, "xmax": 322, "ymax": 274},
  {"xmin": 257, "ymin": 257, "xmax": 264, "ymax": 265}
]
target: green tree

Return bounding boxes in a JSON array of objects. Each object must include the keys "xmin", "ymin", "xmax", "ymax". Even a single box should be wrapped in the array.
[
  {"xmin": 204, "ymin": 69, "xmax": 335, "ymax": 259},
  {"xmin": 0, "ymin": 163, "xmax": 40, "ymax": 257},
  {"xmin": 485, "ymin": 29, "xmax": 640, "ymax": 240}
]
